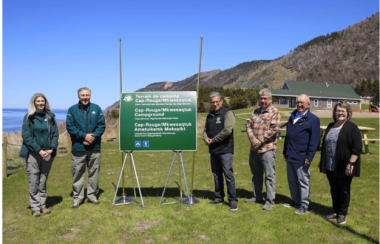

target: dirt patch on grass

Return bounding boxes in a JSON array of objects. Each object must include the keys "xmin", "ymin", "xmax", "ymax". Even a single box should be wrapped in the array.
[
  {"xmin": 143, "ymin": 238, "xmax": 155, "ymax": 243},
  {"xmin": 197, "ymin": 235, "xmax": 209, "ymax": 241},
  {"xmin": 105, "ymin": 170, "xmax": 116, "ymax": 175},
  {"xmin": 160, "ymin": 236, "xmax": 169, "ymax": 241},
  {"xmin": 328, "ymin": 235, "xmax": 349, "ymax": 243},
  {"xmin": 78, "ymin": 220, "xmax": 92, "ymax": 225},
  {"xmin": 3, "ymin": 212, "xmax": 23, "ymax": 225},
  {"xmin": 111, "ymin": 212, "xmax": 124, "ymax": 217},
  {"xmin": 59, "ymin": 227, "xmax": 81, "ymax": 241},
  {"xmin": 122, "ymin": 233, "xmax": 134, "ymax": 241},
  {"xmin": 133, "ymin": 220, "xmax": 158, "ymax": 233},
  {"xmin": 169, "ymin": 211, "xmax": 183, "ymax": 217}
]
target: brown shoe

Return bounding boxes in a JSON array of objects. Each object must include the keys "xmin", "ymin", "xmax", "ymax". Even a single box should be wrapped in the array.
[
  {"xmin": 32, "ymin": 210, "xmax": 41, "ymax": 217},
  {"xmin": 209, "ymin": 199, "xmax": 224, "ymax": 205},
  {"xmin": 41, "ymin": 208, "xmax": 51, "ymax": 214}
]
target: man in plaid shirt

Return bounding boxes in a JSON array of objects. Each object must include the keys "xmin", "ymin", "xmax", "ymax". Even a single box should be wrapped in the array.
[{"xmin": 246, "ymin": 88, "xmax": 281, "ymax": 210}]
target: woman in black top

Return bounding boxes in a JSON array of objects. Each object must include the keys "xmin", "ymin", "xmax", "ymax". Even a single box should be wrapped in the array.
[{"xmin": 319, "ymin": 102, "xmax": 362, "ymax": 225}]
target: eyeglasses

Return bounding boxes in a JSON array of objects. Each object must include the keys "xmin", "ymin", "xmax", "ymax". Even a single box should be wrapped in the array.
[
  {"xmin": 259, "ymin": 97, "xmax": 270, "ymax": 101},
  {"xmin": 335, "ymin": 110, "xmax": 347, "ymax": 113},
  {"xmin": 211, "ymin": 100, "xmax": 221, "ymax": 104}
]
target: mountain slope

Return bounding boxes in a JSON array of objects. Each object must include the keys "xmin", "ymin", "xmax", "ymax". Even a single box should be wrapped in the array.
[
  {"xmin": 107, "ymin": 13, "xmax": 378, "ymax": 110},
  {"xmin": 139, "ymin": 13, "xmax": 378, "ymax": 91}
]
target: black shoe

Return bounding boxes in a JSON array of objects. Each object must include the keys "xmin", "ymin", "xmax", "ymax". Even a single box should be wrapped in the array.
[
  {"xmin": 295, "ymin": 206, "xmax": 308, "ymax": 215},
  {"xmin": 325, "ymin": 213, "xmax": 337, "ymax": 220},
  {"xmin": 230, "ymin": 203, "xmax": 238, "ymax": 211},
  {"xmin": 337, "ymin": 215, "xmax": 346, "ymax": 224},
  {"xmin": 72, "ymin": 202, "xmax": 80, "ymax": 208},
  {"xmin": 87, "ymin": 199, "xmax": 100, "ymax": 204},
  {"xmin": 209, "ymin": 199, "xmax": 224, "ymax": 205}
]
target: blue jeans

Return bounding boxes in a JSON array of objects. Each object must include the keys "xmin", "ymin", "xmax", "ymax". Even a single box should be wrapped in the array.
[
  {"xmin": 249, "ymin": 150, "xmax": 276, "ymax": 204},
  {"xmin": 286, "ymin": 161, "xmax": 310, "ymax": 208},
  {"xmin": 210, "ymin": 153, "xmax": 238, "ymax": 203}
]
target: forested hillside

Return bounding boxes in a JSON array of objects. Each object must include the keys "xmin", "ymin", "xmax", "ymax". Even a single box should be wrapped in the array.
[{"xmin": 107, "ymin": 13, "xmax": 379, "ymax": 110}]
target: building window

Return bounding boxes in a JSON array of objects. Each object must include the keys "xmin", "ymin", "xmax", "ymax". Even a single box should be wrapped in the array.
[
  {"xmin": 347, "ymin": 101, "xmax": 358, "ymax": 104},
  {"xmin": 280, "ymin": 98, "xmax": 287, "ymax": 104},
  {"xmin": 314, "ymin": 99, "xmax": 318, "ymax": 107},
  {"xmin": 327, "ymin": 100, "xmax": 332, "ymax": 108}
]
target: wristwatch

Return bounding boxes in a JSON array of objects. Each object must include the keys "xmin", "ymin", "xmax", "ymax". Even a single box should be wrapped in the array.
[{"xmin": 349, "ymin": 161, "xmax": 355, "ymax": 165}]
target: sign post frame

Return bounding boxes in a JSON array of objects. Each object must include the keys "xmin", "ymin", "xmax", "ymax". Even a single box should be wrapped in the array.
[
  {"xmin": 159, "ymin": 151, "xmax": 192, "ymax": 208},
  {"xmin": 112, "ymin": 151, "xmax": 144, "ymax": 207}
]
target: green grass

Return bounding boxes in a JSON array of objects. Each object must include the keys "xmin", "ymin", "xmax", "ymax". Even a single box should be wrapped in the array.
[
  {"xmin": 362, "ymin": 104, "xmax": 370, "ymax": 111},
  {"xmin": 3, "ymin": 115, "xmax": 379, "ymax": 243}
]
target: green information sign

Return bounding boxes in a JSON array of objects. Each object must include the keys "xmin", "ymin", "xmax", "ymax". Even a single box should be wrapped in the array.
[{"xmin": 119, "ymin": 91, "xmax": 197, "ymax": 151}]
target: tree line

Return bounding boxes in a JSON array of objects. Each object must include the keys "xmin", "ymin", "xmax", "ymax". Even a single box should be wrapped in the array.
[
  {"xmin": 353, "ymin": 78, "xmax": 379, "ymax": 101},
  {"xmin": 190, "ymin": 86, "xmax": 260, "ymax": 112}
]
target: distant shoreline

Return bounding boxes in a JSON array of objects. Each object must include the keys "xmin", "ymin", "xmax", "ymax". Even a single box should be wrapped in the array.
[{"xmin": 2, "ymin": 108, "xmax": 68, "ymax": 133}]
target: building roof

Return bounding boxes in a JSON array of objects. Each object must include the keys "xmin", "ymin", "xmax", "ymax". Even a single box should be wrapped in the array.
[{"xmin": 270, "ymin": 80, "xmax": 361, "ymax": 100}]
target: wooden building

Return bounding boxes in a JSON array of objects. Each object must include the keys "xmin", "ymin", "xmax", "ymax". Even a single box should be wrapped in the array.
[{"xmin": 270, "ymin": 80, "xmax": 362, "ymax": 111}]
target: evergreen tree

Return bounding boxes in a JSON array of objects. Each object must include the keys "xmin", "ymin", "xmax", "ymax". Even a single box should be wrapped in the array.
[{"xmin": 198, "ymin": 101, "xmax": 206, "ymax": 113}]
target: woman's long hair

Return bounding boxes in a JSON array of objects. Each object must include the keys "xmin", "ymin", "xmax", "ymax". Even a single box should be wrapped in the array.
[{"xmin": 27, "ymin": 93, "xmax": 53, "ymax": 118}]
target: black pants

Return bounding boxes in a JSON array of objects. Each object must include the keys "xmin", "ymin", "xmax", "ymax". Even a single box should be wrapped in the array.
[{"xmin": 326, "ymin": 170, "xmax": 353, "ymax": 216}]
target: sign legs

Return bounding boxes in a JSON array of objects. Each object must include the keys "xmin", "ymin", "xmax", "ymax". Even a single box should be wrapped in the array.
[
  {"xmin": 160, "ymin": 151, "xmax": 192, "ymax": 208},
  {"xmin": 183, "ymin": 151, "xmax": 200, "ymax": 204},
  {"xmin": 113, "ymin": 151, "xmax": 144, "ymax": 207}
]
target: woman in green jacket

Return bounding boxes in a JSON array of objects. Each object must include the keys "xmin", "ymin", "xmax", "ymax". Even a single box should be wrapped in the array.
[{"xmin": 19, "ymin": 93, "xmax": 59, "ymax": 217}]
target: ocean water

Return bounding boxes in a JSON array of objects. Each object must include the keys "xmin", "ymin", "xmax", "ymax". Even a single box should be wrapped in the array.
[{"xmin": 2, "ymin": 108, "xmax": 68, "ymax": 132}]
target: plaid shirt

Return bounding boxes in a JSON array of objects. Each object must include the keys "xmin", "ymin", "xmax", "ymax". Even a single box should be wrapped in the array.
[{"xmin": 246, "ymin": 105, "xmax": 281, "ymax": 153}]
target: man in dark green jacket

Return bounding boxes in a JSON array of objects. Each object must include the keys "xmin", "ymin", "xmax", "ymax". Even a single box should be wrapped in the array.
[{"xmin": 66, "ymin": 87, "xmax": 105, "ymax": 208}]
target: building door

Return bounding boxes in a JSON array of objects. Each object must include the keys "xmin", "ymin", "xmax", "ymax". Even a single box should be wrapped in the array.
[{"xmin": 288, "ymin": 97, "xmax": 296, "ymax": 108}]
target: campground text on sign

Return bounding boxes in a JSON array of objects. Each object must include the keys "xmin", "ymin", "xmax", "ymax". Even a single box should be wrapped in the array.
[{"xmin": 119, "ymin": 92, "xmax": 197, "ymax": 151}]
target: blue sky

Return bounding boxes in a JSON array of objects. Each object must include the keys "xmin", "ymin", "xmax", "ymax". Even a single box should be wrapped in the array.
[{"xmin": 3, "ymin": 0, "xmax": 378, "ymax": 109}]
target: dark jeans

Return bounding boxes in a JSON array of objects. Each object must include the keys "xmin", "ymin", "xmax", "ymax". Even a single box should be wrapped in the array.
[
  {"xmin": 210, "ymin": 153, "xmax": 238, "ymax": 203},
  {"xmin": 326, "ymin": 170, "xmax": 353, "ymax": 216}
]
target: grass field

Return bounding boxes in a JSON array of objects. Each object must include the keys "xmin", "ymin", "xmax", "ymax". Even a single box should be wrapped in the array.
[
  {"xmin": 3, "ymin": 114, "xmax": 379, "ymax": 243},
  {"xmin": 362, "ymin": 104, "xmax": 370, "ymax": 111}
]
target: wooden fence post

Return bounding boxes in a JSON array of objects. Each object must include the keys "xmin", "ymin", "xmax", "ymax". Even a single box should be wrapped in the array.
[
  {"xmin": 3, "ymin": 137, "xmax": 7, "ymax": 178},
  {"xmin": 67, "ymin": 133, "xmax": 72, "ymax": 155},
  {"xmin": 102, "ymin": 120, "xmax": 107, "ymax": 144}
]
